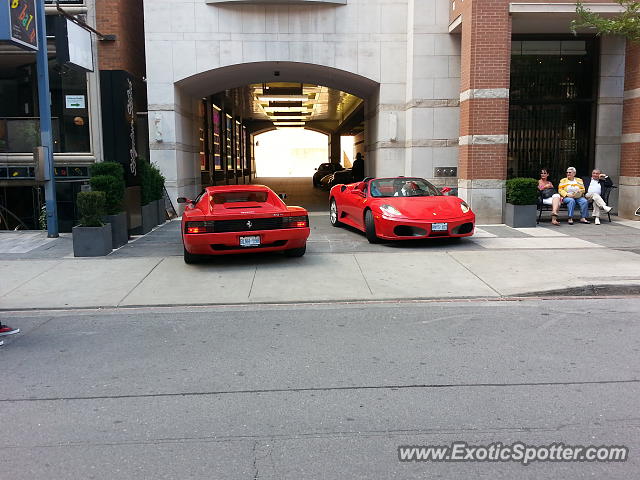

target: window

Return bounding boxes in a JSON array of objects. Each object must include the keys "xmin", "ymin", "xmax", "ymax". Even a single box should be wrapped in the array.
[{"xmin": 0, "ymin": 57, "xmax": 90, "ymax": 153}]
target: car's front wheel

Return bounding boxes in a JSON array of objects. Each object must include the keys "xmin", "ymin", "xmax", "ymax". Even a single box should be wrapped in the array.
[
  {"xmin": 284, "ymin": 244, "xmax": 306, "ymax": 257},
  {"xmin": 330, "ymin": 199, "xmax": 341, "ymax": 227},
  {"xmin": 183, "ymin": 246, "xmax": 201, "ymax": 264},
  {"xmin": 364, "ymin": 210, "xmax": 379, "ymax": 244}
]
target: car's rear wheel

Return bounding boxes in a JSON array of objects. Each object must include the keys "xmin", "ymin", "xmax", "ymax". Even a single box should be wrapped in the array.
[
  {"xmin": 364, "ymin": 210, "xmax": 380, "ymax": 244},
  {"xmin": 284, "ymin": 244, "xmax": 306, "ymax": 257},
  {"xmin": 330, "ymin": 199, "xmax": 341, "ymax": 227},
  {"xmin": 183, "ymin": 246, "xmax": 201, "ymax": 264}
]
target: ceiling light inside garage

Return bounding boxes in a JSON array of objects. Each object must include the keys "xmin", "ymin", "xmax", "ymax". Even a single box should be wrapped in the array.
[
  {"xmin": 264, "ymin": 106, "xmax": 312, "ymax": 113},
  {"xmin": 267, "ymin": 115, "xmax": 310, "ymax": 120},
  {"xmin": 257, "ymin": 95, "xmax": 310, "ymax": 102}
]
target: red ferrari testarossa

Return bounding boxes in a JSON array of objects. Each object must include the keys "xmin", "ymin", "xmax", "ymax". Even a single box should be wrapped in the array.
[
  {"xmin": 329, "ymin": 177, "xmax": 475, "ymax": 243},
  {"xmin": 179, "ymin": 185, "xmax": 310, "ymax": 263}
]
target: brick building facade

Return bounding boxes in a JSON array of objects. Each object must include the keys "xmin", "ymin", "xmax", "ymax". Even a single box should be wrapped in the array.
[
  {"xmin": 452, "ymin": 0, "xmax": 639, "ymax": 219},
  {"xmin": 0, "ymin": 0, "xmax": 148, "ymax": 231}
]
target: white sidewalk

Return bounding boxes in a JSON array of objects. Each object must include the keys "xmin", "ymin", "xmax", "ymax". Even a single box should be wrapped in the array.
[{"xmin": 1, "ymin": 247, "xmax": 639, "ymax": 310}]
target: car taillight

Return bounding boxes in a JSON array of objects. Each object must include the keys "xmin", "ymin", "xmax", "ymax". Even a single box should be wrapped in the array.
[
  {"xmin": 185, "ymin": 221, "xmax": 214, "ymax": 234},
  {"xmin": 283, "ymin": 215, "xmax": 308, "ymax": 228}
]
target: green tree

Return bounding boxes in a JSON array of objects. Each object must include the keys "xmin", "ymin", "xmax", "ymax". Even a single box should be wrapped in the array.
[{"xmin": 572, "ymin": 1, "xmax": 640, "ymax": 42}]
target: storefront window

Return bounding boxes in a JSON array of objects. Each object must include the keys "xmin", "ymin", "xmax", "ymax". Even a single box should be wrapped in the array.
[{"xmin": 0, "ymin": 43, "xmax": 90, "ymax": 154}]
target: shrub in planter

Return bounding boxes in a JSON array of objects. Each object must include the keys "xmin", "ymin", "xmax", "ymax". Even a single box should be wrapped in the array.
[
  {"xmin": 138, "ymin": 160, "xmax": 155, "ymax": 206},
  {"xmin": 505, "ymin": 177, "xmax": 538, "ymax": 228},
  {"xmin": 90, "ymin": 161, "xmax": 125, "ymax": 181},
  {"xmin": 73, "ymin": 191, "xmax": 113, "ymax": 257},
  {"xmin": 150, "ymin": 163, "xmax": 166, "ymax": 223},
  {"xmin": 138, "ymin": 160, "xmax": 158, "ymax": 231},
  {"xmin": 77, "ymin": 191, "xmax": 106, "ymax": 227},
  {"xmin": 90, "ymin": 174, "xmax": 124, "ymax": 215},
  {"xmin": 506, "ymin": 178, "xmax": 538, "ymax": 205},
  {"xmin": 150, "ymin": 162, "xmax": 165, "ymax": 201},
  {"xmin": 90, "ymin": 162, "xmax": 127, "ymax": 247}
]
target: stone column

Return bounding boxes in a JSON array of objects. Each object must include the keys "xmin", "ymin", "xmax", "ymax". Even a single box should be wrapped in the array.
[
  {"xmin": 329, "ymin": 132, "xmax": 341, "ymax": 165},
  {"xmin": 457, "ymin": 0, "xmax": 511, "ymax": 224},
  {"xmin": 595, "ymin": 36, "xmax": 626, "ymax": 211},
  {"xmin": 404, "ymin": 0, "xmax": 461, "ymax": 186},
  {"xmin": 620, "ymin": 40, "xmax": 640, "ymax": 219}
]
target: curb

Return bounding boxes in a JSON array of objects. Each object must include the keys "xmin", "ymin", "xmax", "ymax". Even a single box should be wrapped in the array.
[{"xmin": 1, "ymin": 288, "xmax": 639, "ymax": 314}]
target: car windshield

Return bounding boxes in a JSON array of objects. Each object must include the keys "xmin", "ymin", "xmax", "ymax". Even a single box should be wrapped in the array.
[
  {"xmin": 212, "ymin": 191, "xmax": 269, "ymax": 203},
  {"xmin": 369, "ymin": 178, "xmax": 441, "ymax": 198}
]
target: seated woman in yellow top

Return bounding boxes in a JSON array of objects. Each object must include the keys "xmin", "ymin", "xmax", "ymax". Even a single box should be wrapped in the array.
[{"xmin": 558, "ymin": 167, "xmax": 589, "ymax": 224}]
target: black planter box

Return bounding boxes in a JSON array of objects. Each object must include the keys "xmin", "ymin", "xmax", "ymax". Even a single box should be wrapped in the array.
[
  {"xmin": 105, "ymin": 212, "xmax": 128, "ymax": 249},
  {"xmin": 156, "ymin": 198, "xmax": 166, "ymax": 225},
  {"xmin": 505, "ymin": 203, "xmax": 537, "ymax": 228},
  {"xmin": 141, "ymin": 202, "xmax": 158, "ymax": 234},
  {"xmin": 72, "ymin": 224, "xmax": 113, "ymax": 257}
]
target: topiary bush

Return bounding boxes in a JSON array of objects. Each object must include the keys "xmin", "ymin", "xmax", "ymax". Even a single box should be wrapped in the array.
[
  {"xmin": 90, "ymin": 161, "xmax": 124, "ymax": 179},
  {"xmin": 89, "ymin": 162, "xmax": 125, "ymax": 215},
  {"xmin": 506, "ymin": 178, "xmax": 539, "ymax": 205},
  {"xmin": 150, "ymin": 162, "xmax": 165, "ymax": 201},
  {"xmin": 139, "ymin": 160, "xmax": 165, "ymax": 204},
  {"xmin": 138, "ymin": 160, "xmax": 153, "ymax": 205},
  {"xmin": 77, "ymin": 191, "xmax": 106, "ymax": 227},
  {"xmin": 90, "ymin": 175, "xmax": 124, "ymax": 215}
]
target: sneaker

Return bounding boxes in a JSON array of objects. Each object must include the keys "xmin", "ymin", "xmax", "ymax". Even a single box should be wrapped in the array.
[
  {"xmin": 0, "ymin": 340, "xmax": 3, "ymax": 346},
  {"xmin": 603, "ymin": 206, "xmax": 612, "ymax": 213},
  {"xmin": 0, "ymin": 325, "xmax": 20, "ymax": 336},
  {"xmin": 594, "ymin": 217, "xmax": 601, "ymax": 225}
]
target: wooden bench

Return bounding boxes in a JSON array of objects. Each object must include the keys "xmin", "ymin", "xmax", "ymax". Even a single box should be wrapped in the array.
[{"xmin": 537, "ymin": 185, "xmax": 616, "ymax": 224}]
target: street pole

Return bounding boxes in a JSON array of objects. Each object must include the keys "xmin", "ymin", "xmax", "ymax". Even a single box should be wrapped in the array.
[{"xmin": 35, "ymin": 0, "xmax": 58, "ymax": 237}]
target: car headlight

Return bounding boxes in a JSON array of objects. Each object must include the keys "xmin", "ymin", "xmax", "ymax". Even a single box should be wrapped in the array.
[
  {"xmin": 460, "ymin": 201, "xmax": 470, "ymax": 214},
  {"xmin": 380, "ymin": 204, "xmax": 403, "ymax": 216}
]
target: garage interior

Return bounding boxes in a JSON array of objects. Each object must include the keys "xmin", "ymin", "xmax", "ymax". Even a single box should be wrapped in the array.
[{"xmin": 199, "ymin": 82, "xmax": 365, "ymax": 211}]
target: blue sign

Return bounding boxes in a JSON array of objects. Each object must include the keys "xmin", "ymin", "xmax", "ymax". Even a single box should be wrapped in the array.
[{"xmin": 0, "ymin": 0, "xmax": 39, "ymax": 50}]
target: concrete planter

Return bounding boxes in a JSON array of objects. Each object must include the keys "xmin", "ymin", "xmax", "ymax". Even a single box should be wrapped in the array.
[
  {"xmin": 156, "ymin": 198, "xmax": 166, "ymax": 225},
  {"xmin": 104, "ymin": 212, "xmax": 128, "ymax": 249},
  {"xmin": 72, "ymin": 224, "xmax": 113, "ymax": 257},
  {"xmin": 505, "ymin": 203, "xmax": 537, "ymax": 228},
  {"xmin": 141, "ymin": 202, "xmax": 158, "ymax": 234}
]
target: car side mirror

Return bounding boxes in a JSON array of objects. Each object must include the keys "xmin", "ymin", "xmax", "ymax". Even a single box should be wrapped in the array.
[
  {"xmin": 278, "ymin": 193, "xmax": 288, "ymax": 200},
  {"xmin": 177, "ymin": 197, "xmax": 190, "ymax": 204},
  {"xmin": 351, "ymin": 182, "xmax": 366, "ymax": 195},
  {"xmin": 441, "ymin": 187, "xmax": 452, "ymax": 194}
]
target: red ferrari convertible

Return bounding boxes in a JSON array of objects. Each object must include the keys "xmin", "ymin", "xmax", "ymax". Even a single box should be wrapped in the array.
[
  {"xmin": 329, "ymin": 177, "xmax": 475, "ymax": 243},
  {"xmin": 178, "ymin": 185, "xmax": 310, "ymax": 263}
]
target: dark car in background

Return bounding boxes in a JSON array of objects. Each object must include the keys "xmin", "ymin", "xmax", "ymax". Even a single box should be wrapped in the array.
[
  {"xmin": 313, "ymin": 163, "xmax": 343, "ymax": 188},
  {"xmin": 320, "ymin": 168, "xmax": 354, "ymax": 190}
]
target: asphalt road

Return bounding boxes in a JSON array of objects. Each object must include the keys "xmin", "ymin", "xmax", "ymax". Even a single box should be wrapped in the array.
[{"xmin": 1, "ymin": 298, "xmax": 639, "ymax": 479}]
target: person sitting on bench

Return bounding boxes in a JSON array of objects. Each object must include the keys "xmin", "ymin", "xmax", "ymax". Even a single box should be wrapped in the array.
[
  {"xmin": 582, "ymin": 169, "xmax": 613, "ymax": 225},
  {"xmin": 538, "ymin": 168, "xmax": 562, "ymax": 226},
  {"xmin": 559, "ymin": 167, "xmax": 589, "ymax": 224}
]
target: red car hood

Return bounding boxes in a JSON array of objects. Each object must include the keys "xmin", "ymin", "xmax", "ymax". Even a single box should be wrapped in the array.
[{"xmin": 374, "ymin": 196, "xmax": 468, "ymax": 219}]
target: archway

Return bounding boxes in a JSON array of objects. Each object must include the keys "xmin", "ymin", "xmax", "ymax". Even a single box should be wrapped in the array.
[{"xmin": 150, "ymin": 62, "xmax": 380, "ymax": 207}]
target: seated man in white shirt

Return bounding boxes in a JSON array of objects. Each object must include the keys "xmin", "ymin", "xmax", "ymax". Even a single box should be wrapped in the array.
[{"xmin": 582, "ymin": 169, "xmax": 613, "ymax": 225}]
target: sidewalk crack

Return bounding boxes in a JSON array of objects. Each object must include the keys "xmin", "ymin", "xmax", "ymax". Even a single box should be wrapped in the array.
[
  {"xmin": 446, "ymin": 252, "xmax": 504, "ymax": 297},
  {"xmin": 0, "ymin": 260, "xmax": 63, "ymax": 300},
  {"xmin": 116, "ymin": 258, "xmax": 165, "ymax": 307},
  {"xmin": 248, "ymin": 266, "xmax": 258, "ymax": 299},
  {"xmin": 353, "ymin": 255, "xmax": 374, "ymax": 296}
]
